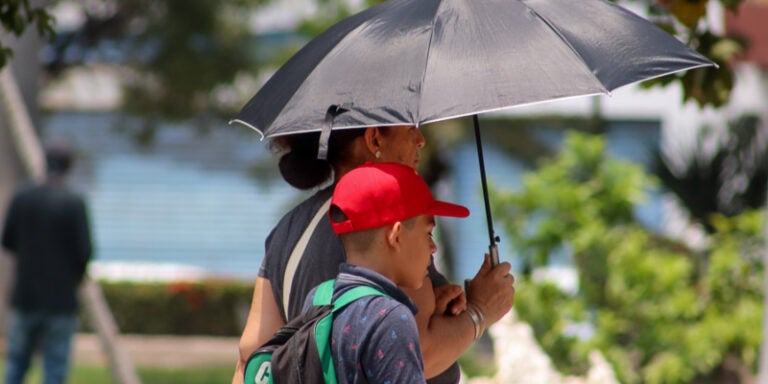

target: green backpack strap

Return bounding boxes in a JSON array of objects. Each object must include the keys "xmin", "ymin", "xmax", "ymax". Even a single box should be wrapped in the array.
[
  {"xmin": 316, "ymin": 284, "xmax": 389, "ymax": 384},
  {"xmin": 331, "ymin": 286, "xmax": 388, "ymax": 312},
  {"xmin": 312, "ymin": 279, "xmax": 336, "ymax": 306}
]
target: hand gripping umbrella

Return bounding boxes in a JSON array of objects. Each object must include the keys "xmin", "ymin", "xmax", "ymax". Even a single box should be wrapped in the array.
[{"xmin": 231, "ymin": 0, "xmax": 714, "ymax": 265}]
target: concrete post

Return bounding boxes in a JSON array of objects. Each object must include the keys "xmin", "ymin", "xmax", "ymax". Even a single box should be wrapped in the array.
[{"xmin": 79, "ymin": 279, "xmax": 142, "ymax": 384}]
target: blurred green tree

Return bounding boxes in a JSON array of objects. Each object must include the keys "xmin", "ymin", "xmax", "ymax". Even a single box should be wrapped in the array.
[
  {"xmin": 493, "ymin": 132, "xmax": 764, "ymax": 383},
  {"xmin": 1, "ymin": 0, "xmax": 746, "ymax": 119},
  {"xmin": 0, "ymin": 0, "xmax": 55, "ymax": 68},
  {"xmin": 36, "ymin": 0, "xmax": 268, "ymax": 124},
  {"xmin": 653, "ymin": 114, "xmax": 767, "ymax": 234},
  {"xmin": 636, "ymin": 0, "xmax": 746, "ymax": 108}
]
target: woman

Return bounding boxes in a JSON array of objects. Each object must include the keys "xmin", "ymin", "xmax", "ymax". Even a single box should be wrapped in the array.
[{"xmin": 233, "ymin": 126, "xmax": 515, "ymax": 384}]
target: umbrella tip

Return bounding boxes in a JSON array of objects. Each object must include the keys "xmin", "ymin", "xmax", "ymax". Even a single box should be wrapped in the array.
[{"xmin": 228, "ymin": 118, "xmax": 265, "ymax": 140}]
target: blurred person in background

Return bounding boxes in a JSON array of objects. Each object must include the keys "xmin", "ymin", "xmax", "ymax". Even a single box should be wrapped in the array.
[{"xmin": 1, "ymin": 142, "xmax": 93, "ymax": 384}]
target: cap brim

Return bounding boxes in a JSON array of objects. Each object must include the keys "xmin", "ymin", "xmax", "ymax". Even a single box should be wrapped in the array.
[{"xmin": 426, "ymin": 200, "xmax": 470, "ymax": 218}]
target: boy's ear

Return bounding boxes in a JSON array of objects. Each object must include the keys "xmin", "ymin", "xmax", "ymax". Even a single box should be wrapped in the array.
[{"xmin": 385, "ymin": 221, "xmax": 403, "ymax": 252}]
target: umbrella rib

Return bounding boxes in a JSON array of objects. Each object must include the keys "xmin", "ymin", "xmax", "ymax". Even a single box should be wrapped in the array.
[
  {"xmin": 414, "ymin": 0, "xmax": 444, "ymax": 127},
  {"xmin": 234, "ymin": 2, "xmax": 398, "ymax": 137},
  {"xmin": 417, "ymin": 91, "xmax": 605, "ymax": 126},
  {"xmin": 518, "ymin": 1, "xmax": 610, "ymax": 96}
]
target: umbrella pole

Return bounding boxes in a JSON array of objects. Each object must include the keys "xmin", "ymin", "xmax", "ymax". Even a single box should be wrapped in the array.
[{"xmin": 472, "ymin": 114, "xmax": 500, "ymax": 266}]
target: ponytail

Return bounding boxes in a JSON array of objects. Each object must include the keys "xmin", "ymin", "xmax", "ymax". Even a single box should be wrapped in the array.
[{"xmin": 271, "ymin": 129, "xmax": 365, "ymax": 190}]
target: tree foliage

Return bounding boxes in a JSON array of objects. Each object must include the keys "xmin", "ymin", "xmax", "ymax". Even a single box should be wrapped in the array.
[
  {"xmin": 654, "ymin": 114, "xmax": 768, "ymax": 234},
  {"xmin": 2, "ymin": 0, "xmax": 269, "ymax": 125},
  {"xmin": 0, "ymin": 0, "xmax": 55, "ymax": 68},
  {"xmin": 0, "ymin": 0, "xmax": 750, "ymax": 117},
  {"xmin": 46, "ymin": 0, "xmax": 266, "ymax": 121},
  {"xmin": 641, "ymin": 0, "xmax": 746, "ymax": 108},
  {"xmin": 493, "ymin": 132, "xmax": 764, "ymax": 383}
]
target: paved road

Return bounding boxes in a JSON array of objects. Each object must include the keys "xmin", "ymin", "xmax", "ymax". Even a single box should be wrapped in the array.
[{"xmin": 72, "ymin": 334, "xmax": 239, "ymax": 368}]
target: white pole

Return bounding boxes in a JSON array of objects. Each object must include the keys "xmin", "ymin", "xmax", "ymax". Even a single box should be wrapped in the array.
[
  {"xmin": 0, "ymin": 66, "xmax": 45, "ymax": 181},
  {"xmin": 80, "ymin": 278, "xmax": 142, "ymax": 384}
]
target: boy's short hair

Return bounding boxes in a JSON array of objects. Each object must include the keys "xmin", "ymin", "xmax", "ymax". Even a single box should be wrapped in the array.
[
  {"xmin": 330, "ymin": 205, "xmax": 380, "ymax": 253},
  {"xmin": 329, "ymin": 162, "xmax": 469, "ymax": 235},
  {"xmin": 330, "ymin": 205, "xmax": 415, "ymax": 253}
]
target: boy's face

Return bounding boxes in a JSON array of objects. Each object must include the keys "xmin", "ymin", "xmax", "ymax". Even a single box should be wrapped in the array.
[{"xmin": 394, "ymin": 214, "xmax": 437, "ymax": 289}]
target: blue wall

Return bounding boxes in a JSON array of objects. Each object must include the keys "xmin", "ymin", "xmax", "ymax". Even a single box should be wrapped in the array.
[
  {"xmin": 43, "ymin": 112, "xmax": 305, "ymax": 280},
  {"xmin": 41, "ymin": 112, "xmax": 661, "ymax": 281}
]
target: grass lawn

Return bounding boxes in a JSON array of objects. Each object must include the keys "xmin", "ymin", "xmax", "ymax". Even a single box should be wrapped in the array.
[
  {"xmin": 0, "ymin": 347, "xmax": 494, "ymax": 383},
  {"xmin": 0, "ymin": 362, "xmax": 234, "ymax": 383},
  {"xmin": 1, "ymin": 357, "xmax": 491, "ymax": 383}
]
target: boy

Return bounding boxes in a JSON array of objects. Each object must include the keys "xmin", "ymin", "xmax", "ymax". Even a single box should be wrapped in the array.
[{"xmin": 308, "ymin": 161, "xmax": 470, "ymax": 383}]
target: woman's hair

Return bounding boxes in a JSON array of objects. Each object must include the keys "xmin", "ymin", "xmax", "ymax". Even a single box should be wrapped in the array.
[{"xmin": 270, "ymin": 128, "xmax": 368, "ymax": 190}]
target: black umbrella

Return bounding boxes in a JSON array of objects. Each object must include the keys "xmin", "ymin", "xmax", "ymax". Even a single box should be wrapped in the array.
[{"xmin": 232, "ymin": 0, "xmax": 714, "ymax": 264}]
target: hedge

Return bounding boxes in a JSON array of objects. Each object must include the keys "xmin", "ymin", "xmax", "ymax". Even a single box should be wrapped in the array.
[{"xmin": 84, "ymin": 280, "xmax": 254, "ymax": 336}]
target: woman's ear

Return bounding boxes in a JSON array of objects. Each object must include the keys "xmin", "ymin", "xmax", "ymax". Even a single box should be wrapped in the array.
[{"xmin": 363, "ymin": 127, "xmax": 382, "ymax": 157}]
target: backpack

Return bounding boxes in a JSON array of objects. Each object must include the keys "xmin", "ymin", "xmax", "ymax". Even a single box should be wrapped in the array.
[{"xmin": 244, "ymin": 279, "xmax": 388, "ymax": 384}]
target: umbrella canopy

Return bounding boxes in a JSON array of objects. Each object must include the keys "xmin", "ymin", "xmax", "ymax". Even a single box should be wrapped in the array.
[
  {"xmin": 232, "ymin": 0, "xmax": 714, "ymax": 264},
  {"xmin": 232, "ymin": 0, "xmax": 713, "ymax": 138}
]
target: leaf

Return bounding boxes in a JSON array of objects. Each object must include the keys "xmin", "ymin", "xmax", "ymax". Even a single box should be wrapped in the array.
[
  {"xmin": 667, "ymin": 0, "xmax": 708, "ymax": 29},
  {"xmin": 0, "ymin": 47, "xmax": 10, "ymax": 68},
  {"xmin": 720, "ymin": 0, "xmax": 743, "ymax": 12},
  {"xmin": 494, "ymin": 130, "xmax": 763, "ymax": 383}
]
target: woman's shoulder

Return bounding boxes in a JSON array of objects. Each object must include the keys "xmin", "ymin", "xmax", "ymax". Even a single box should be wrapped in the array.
[
  {"xmin": 290, "ymin": 185, "xmax": 334, "ymax": 216},
  {"xmin": 266, "ymin": 185, "xmax": 334, "ymax": 242}
]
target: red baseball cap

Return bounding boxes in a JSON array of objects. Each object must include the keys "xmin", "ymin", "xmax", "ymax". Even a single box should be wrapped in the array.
[{"xmin": 330, "ymin": 162, "xmax": 469, "ymax": 235}]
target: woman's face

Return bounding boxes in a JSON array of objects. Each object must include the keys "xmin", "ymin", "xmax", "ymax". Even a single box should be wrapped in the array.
[{"xmin": 376, "ymin": 126, "xmax": 425, "ymax": 169}]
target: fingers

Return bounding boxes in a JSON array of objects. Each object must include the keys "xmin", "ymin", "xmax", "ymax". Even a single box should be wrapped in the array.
[
  {"xmin": 475, "ymin": 254, "xmax": 512, "ymax": 278},
  {"xmin": 448, "ymin": 290, "xmax": 467, "ymax": 315},
  {"xmin": 482, "ymin": 253, "xmax": 491, "ymax": 270},
  {"xmin": 474, "ymin": 253, "xmax": 492, "ymax": 278},
  {"xmin": 465, "ymin": 257, "xmax": 516, "ymax": 325},
  {"xmin": 435, "ymin": 284, "xmax": 462, "ymax": 304},
  {"xmin": 434, "ymin": 284, "xmax": 463, "ymax": 315},
  {"xmin": 492, "ymin": 261, "xmax": 512, "ymax": 278}
]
